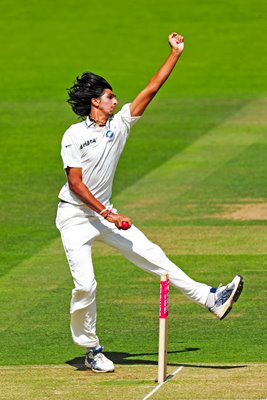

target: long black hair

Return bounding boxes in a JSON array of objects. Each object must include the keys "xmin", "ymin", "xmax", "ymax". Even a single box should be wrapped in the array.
[{"xmin": 67, "ymin": 72, "xmax": 112, "ymax": 117}]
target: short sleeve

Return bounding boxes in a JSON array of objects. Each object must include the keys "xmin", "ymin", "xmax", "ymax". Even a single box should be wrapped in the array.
[
  {"xmin": 60, "ymin": 129, "xmax": 82, "ymax": 169},
  {"xmin": 112, "ymin": 103, "xmax": 141, "ymax": 139},
  {"xmin": 120, "ymin": 103, "xmax": 141, "ymax": 128}
]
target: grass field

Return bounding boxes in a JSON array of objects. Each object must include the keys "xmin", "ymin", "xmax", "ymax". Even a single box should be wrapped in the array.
[{"xmin": 0, "ymin": 0, "xmax": 267, "ymax": 399}]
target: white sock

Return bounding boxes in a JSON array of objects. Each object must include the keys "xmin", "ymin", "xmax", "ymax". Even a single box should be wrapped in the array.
[{"xmin": 205, "ymin": 287, "xmax": 217, "ymax": 308}]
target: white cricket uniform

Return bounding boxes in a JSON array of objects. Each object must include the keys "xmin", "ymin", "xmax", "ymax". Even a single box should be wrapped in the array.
[{"xmin": 56, "ymin": 104, "xmax": 210, "ymax": 349}]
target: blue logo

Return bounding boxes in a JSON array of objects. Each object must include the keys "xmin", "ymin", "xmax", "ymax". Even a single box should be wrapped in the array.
[{"xmin": 105, "ymin": 130, "xmax": 114, "ymax": 140}]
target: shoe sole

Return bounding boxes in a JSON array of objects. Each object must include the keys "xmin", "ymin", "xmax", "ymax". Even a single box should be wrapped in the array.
[
  {"xmin": 219, "ymin": 275, "xmax": 244, "ymax": 320},
  {"xmin": 91, "ymin": 367, "xmax": 115, "ymax": 373}
]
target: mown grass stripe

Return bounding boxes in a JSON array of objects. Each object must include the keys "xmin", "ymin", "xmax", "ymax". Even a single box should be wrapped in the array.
[
  {"xmin": 0, "ymin": 98, "xmax": 266, "ymax": 368},
  {"xmin": 0, "ymin": 98, "xmax": 265, "ymax": 332},
  {"xmin": 114, "ymin": 98, "xmax": 267, "ymax": 224},
  {"xmin": 0, "ymin": 238, "xmax": 70, "ymax": 332}
]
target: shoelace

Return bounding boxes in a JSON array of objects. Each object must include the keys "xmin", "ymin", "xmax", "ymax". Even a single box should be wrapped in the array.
[
  {"xmin": 215, "ymin": 284, "xmax": 234, "ymax": 306},
  {"xmin": 94, "ymin": 353, "xmax": 106, "ymax": 361}
]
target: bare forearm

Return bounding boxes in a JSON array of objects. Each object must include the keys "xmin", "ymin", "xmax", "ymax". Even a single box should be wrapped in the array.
[
  {"xmin": 146, "ymin": 48, "xmax": 182, "ymax": 94},
  {"xmin": 68, "ymin": 176, "xmax": 132, "ymax": 229},
  {"xmin": 69, "ymin": 179, "xmax": 104, "ymax": 213},
  {"xmin": 130, "ymin": 32, "xmax": 184, "ymax": 117}
]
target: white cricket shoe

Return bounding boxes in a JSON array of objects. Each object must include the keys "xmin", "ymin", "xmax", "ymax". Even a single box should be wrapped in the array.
[
  {"xmin": 85, "ymin": 346, "xmax": 115, "ymax": 373},
  {"xmin": 208, "ymin": 275, "xmax": 244, "ymax": 320}
]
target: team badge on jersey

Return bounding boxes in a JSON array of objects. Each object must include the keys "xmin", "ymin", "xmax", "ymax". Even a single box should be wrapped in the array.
[{"xmin": 105, "ymin": 130, "xmax": 114, "ymax": 141}]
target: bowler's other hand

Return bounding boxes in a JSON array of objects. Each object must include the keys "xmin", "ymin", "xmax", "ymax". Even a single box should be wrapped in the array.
[
  {"xmin": 107, "ymin": 212, "xmax": 132, "ymax": 230},
  {"xmin": 168, "ymin": 32, "xmax": 184, "ymax": 54}
]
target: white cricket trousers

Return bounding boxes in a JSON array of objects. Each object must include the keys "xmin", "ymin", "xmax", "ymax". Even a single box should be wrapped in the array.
[{"xmin": 56, "ymin": 201, "xmax": 211, "ymax": 349}]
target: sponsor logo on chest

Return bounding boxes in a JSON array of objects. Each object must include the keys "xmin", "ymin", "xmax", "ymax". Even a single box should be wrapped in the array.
[
  {"xmin": 80, "ymin": 129, "xmax": 115, "ymax": 150},
  {"xmin": 80, "ymin": 138, "xmax": 97, "ymax": 149}
]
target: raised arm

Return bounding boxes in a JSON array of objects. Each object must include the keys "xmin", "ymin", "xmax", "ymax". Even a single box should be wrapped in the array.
[{"xmin": 130, "ymin": 32, "xmax": 184, "ymax": 117}]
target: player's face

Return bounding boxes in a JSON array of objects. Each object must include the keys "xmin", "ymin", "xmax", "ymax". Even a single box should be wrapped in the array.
[{"xmin": 98, "ymin": 89, "xmax": 118, "ymax": 115}]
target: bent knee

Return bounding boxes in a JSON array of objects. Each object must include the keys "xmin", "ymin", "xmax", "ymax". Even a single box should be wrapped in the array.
[
  {"xmin": 73, "ymin": 279, "xmax": 97, "ymax": 297},
  {"xmin": 71, "ymin": 280, "xmax": 97, "ymax": 313}
]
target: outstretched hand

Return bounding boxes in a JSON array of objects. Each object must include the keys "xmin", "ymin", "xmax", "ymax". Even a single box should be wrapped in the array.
[{"xmin": 168, "ymin": 32, "xmax": 184, "ymax": 54}]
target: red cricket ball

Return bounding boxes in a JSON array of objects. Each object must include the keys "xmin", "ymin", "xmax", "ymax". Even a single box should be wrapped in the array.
[{"xmin": 121, "ymin": 221, "xmax": 130, "ymax": 230}]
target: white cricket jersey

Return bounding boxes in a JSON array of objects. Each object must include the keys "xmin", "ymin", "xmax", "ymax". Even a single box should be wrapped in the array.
[{"xmin": 58, "ymin": 103, "xmax": 140, "ymax": 211}]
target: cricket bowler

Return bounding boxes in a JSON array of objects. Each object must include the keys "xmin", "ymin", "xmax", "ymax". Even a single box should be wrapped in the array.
[{"xmin": 56, "ymin": 32, "xmax": 244, "ymax": 372}]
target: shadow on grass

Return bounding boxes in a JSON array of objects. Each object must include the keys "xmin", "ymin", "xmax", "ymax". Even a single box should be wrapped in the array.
[
  {"xmin": 66, "ymin": 348, "xmax": 247, "ymax": 371},
  {"xmin": 66, "ymin": 348, "xmax": 200, "ymax": 370},
  {"xmin": 182, "ymin": 364, "xmax": 247, "ymax": 369}
]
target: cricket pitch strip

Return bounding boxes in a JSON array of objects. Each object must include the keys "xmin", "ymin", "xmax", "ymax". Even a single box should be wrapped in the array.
[{"xmin": 0, "ymin": 363, "xmax": 266, "ymax": 400}]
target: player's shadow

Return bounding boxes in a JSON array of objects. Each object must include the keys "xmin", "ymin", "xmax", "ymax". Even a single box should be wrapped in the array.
[
  {"xmin": 66, "ymin": 348, "xmax": 247, "ymax": 371},
  {"xmin": 66, "ymin": 348, "xmax": 199, "ymax": 370}
]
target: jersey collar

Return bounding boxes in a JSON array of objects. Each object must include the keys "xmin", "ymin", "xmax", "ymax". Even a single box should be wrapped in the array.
[{"xmin": 85, "ymin": 116, "xmax": 108, "ymax": 128}]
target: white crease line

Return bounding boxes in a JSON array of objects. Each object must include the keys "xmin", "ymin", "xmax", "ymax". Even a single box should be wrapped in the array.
[{"xmin": 142, "ymin": 365, "xmax": 184, "ymax": 400}]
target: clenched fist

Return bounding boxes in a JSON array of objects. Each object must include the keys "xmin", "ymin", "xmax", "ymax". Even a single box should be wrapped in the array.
[{"xmin": 168, "ymin": 32, "xmax": 184, "ymax": 54}]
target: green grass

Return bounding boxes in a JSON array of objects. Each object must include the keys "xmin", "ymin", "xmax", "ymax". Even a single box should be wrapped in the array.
[
  {"xmin": 0, "ymin": 0, "xmax": 267, "ymax": 377},
  {"xmin": 0, "ymin": 240, "xmax": 266, "ymax": 366}
]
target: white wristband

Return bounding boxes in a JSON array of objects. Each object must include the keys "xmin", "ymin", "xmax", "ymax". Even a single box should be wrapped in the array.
[{"xmin": 99, "ymin": 208, "xmax": 108, "ymax": 215}]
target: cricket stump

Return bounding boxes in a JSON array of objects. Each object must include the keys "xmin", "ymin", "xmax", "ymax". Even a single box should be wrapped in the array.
[{"xmin": 158, "ymin": 273, "xmax": 169, "ymax": 383}]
